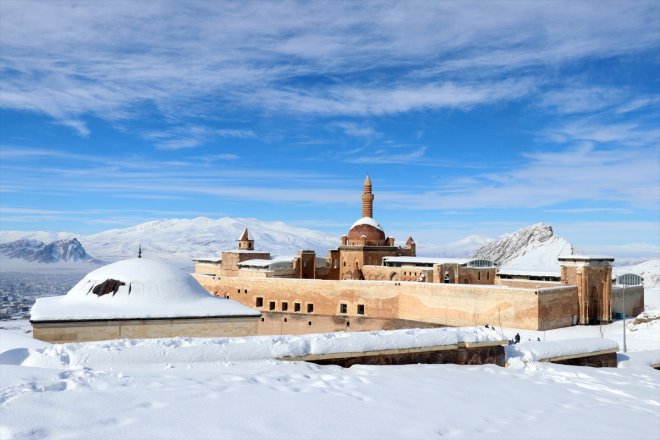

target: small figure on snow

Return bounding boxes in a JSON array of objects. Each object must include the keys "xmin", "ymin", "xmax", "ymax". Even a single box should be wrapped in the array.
[{"xmin": 514, "ymin": 333, "xmax": 521, "ymax": 344}]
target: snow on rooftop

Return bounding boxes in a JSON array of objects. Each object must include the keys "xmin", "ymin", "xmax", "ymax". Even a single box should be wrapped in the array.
[
  {"xmin": 384, "ymin": 256, "xmax": 467, "ymax": 265},
  {"xmin": 350, "ymin": 217, "xmax": 383, "ymax": 231},
  {"xmin": 383, "ymin": 256, "xmax": 497, "ymax": 267},
  {"xmin": 505, "ymin": 338, "xmax": 619, "ymax": 363},
  {"xmin": 497, "ymin": 268, "xmax": 560, "ymax": 277},
  {"xmin": 238, "ymin": 256, "xmax": 294, "ymax": 268},
  {"xmin": 30, "ymin": 258, "xmax": 260, "ymax": 321},
  {"xmin": 558, "ymin": 255, "xmax": 615, "ymax": 261}
]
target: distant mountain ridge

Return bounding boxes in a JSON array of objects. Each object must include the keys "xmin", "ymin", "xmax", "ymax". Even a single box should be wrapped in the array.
[
  {"xmin": 471, "ymin": 223, "xmax": 574, "ymax": 271},
  {"xmin": 0, "ymin": 238, "xmax": 101, "ymax": 264},
  {"xmin": 0, "ymin": 217, "xmax": 340, "ymax": 265}
]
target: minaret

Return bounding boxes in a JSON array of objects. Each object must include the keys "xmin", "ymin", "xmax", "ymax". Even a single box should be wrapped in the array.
[{"xmin": 361, "ymin": 175, "xmax": 374, "ymax": 218}]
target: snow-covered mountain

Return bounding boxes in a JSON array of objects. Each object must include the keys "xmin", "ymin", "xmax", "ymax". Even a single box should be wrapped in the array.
[
  {"xmin": 471, "ymin": 223, "xmax": 573, "ymax": 271},
  {"xmin": 1, "ymin": 217, "xmax": 339, "ymax": 266},
  {"xmin": 81, "ymin": 217, "xmax": 338, "ymax": 262},
  {"xmin": 0, "ymin": 238, "xmax": 100, "ymax": 264}
]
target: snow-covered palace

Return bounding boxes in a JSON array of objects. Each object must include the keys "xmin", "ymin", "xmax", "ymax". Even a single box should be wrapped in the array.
[{"xmin": 193, "ymin": 177, "xmax": 645, "ymax": 333}]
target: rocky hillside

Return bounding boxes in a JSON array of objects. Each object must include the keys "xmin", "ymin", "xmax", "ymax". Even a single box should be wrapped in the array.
[
  {"xmin": 0, "ymin": 238, "xmax": 100, "ymax": 264},
  {"xmin": 471, "ymin": 223, "xmax": 573, "ymax": 270}
]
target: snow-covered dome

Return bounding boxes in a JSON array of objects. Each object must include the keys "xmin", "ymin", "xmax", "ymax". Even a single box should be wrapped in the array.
[
  {"xmin": 30, "ymin": 258, "xmax": 259, "ymax": 322},
  {"xmin": 348, "ymin": 217, "xmax": 386, "ymax": 242}
]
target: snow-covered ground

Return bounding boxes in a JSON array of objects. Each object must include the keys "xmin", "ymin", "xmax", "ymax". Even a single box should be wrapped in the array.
[{"xmin": 1, "ymin": 311, "xmax": 659, "ymax": 440}]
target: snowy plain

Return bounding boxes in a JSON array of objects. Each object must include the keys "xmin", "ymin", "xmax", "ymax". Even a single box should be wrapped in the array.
[{"xmin": 1, "ymin": 295, "xmax": 659, "ymax": 440}]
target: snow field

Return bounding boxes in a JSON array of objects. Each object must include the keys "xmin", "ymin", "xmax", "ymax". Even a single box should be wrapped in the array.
[{"xmin": 1, "ymin": 319, "xmax": 659, "ymax": 440}]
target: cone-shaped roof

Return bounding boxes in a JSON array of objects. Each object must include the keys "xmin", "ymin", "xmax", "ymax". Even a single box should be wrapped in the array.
[{"xmin": 238, "ymin": 228, "xmax": 253, "ymax": 241}]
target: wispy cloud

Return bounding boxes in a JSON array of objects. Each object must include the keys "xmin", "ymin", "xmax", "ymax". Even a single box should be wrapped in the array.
[
  {"xmin": 346, "ymin": 147, "xmax": 428, "ymax": 165},
  {"xmin": 335, "ymin": 122, "xmax": 380, "ymax": 138},
  {"xmin": 375, "ymin": 144, "xmax": 660, "ymax": 211},
  {"xmin": 1, "ymin": 1, "xmax": 657, "ymax": 134},
  {"xmin": 539, "ymin": 86, "xmax": 625, "ymax": 114}
]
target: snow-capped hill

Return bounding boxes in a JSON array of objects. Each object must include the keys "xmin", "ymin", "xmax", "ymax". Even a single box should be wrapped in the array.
[
  {"xmin": 0, "ymin": 238, "xmax": 100, "ymax": 263},
  {"xmin": 82, "ymin": 217, "xmax": 339, "ymax": 263},
  {"xmin": 472, "ymin": 223, "xmax": 573, "ymax": 271},
  {"xmin": 0, "ymin": 239, "xmax": 46, "ymax": 260},
  {"xmin": 36, "ymin": 238, "xmax": 99, "ymax": 263},
  {"xmin": 614, "ymin": 259, "xmax": 660, "ymax": 288}
]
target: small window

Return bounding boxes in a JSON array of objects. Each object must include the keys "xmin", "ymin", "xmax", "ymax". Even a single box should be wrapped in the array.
[
  {"xmin": 357, "ymin": 304, "xmax": 365, "ymax": 315},
  {"xmin": 308, "ymin": 321, "xmax": 312, "ymax": 326},
  {"xmin": 294, "ymin": 302, "xmax": 301, "ymax": 312},
  {"xmin": 284, "ymin": 318, "xmax": 288, "ymax": 322},
  {"xmin": 282, "ymin": 302, "xmax": 288, "ymax": 312},
  {"xmin": 307, "ymin": 303, "xmax": 314, "ymax": 313},
  {"xmin": 244, "ymin": 289, "xmax": 248, "ymax": 293},
  {"xmin": 269, "ymin": 301, "xmax": 276, "ymax": 311},
  {"xmin": 340, "ymin": 303, "xmax": 347, "ymax": 314},
  {"xmin": 303, "ymin": 261, "xmax": 308, "ymax": 268},
  {"xmin": 237, "ymin": 288, "xmax": 240, "ymax": 293},
  {"xmin": 261, "ymin": 317, "xmax": 264, "ymax": 322},
  {"xmin": 346, "ymin": 321, "xmax": 350, "ymax": 327},
  {"xmin": 487, "ymin": 272, "xmax": 489, "ymax": 280},
  {"xmin": 256, "ymin": 297, "xmax": 263, "ymax": 307}
]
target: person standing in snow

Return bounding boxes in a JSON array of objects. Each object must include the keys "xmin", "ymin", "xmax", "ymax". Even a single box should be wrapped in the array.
[{"xmin": 514, "ymin": 333, "xmax": 521, "ymax": 344}]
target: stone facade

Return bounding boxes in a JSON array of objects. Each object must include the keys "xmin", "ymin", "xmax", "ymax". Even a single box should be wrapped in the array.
[
  {"xmin": 194, "ymin": 274, "xmax": 579, "ymax": 331},
  {"xmin": 285, "ymin": 343, "xmax": 506, "ymax": 368},
  {"xmin": 559, "ymin": 256, "xmax": 614, "ymax": 324},
  {"xmin": 257, "ymin": 311, "xmax": 443, "ymax": 335},
  {"xmin": 541, "ymin": 351, "xmax": 618, "ymax": 368},
  {"xmin": 32, "ymin": 316, "xmax": 258, "ymax": 343}
]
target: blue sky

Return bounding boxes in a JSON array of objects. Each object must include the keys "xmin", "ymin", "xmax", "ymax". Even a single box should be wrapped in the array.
[{"xmin": 1, "ymin": 1, "xmax": 659, "ymax": 259}]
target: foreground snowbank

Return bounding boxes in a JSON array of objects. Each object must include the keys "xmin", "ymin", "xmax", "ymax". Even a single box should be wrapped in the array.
[
  {"xmin": 9, "ymin": 327, "xmax": 502, "ymax": 369},
  {"xmin": 1, "ymin": 325, "xmax": 659, "ymax": 440}
]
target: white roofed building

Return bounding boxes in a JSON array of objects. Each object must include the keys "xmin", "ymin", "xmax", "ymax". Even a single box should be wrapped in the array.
[{"xmin": 31, "ymin": 258, "xmax": 260, "ymax": 343}]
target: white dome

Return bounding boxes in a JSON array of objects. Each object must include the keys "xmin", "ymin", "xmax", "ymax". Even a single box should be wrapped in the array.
[
  {"xmin": 65, "ymin": 258, "xmax": 211, "ymax": 301},
  {"xmin": 31, "ymin": 258, "xmax": 259, "ymax": 322},
  {"xmin": 350, "ymin": 217, "xmax": 383, "ymax": 231}
]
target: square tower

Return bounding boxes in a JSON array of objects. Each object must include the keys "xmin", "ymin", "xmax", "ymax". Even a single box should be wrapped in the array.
[{"xmin": 559, "ymin": 255, "xmax": 614, "ymax": 325}]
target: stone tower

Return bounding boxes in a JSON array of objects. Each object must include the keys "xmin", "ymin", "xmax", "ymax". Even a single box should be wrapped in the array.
[
  {"xmin": 361, "ymin": 175, "xmax": 374, "ymax": 218},
  {"xmin": 559, "ymin": 256, "xmax": 614, "ymax": 325},
  {"xmin": 237, "ymin": 228, "xmax": 254, "ymax": 251}
]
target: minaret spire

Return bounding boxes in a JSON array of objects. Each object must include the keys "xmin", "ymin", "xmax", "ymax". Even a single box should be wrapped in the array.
[{"xmin": 361, "ymin": 175, "xmax": 374, "ymax": 218}]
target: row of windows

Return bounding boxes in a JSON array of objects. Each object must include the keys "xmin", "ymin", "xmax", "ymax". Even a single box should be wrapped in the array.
[
  {"xmin": 254, "ymin": 297, "xmax": 365, "ymax": 315},
  {"xmin": 260, "ymin": 317, "xmax": 354, "ymax": 328}
]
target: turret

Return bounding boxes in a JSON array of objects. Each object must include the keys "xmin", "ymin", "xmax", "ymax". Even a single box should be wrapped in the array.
[{"xmin": 237, "ymin": 228, "xmax": 254, "ymax": 251}]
